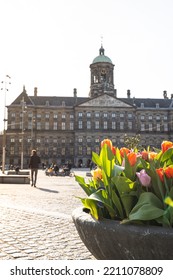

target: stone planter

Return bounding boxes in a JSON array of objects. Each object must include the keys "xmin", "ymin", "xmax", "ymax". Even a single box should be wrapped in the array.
[{"xmin": 72, "ymin": 207, "xmax": 173, "ymax": 260}]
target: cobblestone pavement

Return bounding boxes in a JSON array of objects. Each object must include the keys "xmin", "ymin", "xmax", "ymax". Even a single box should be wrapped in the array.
[{"xmin": 0, "ymin": 169, "xmax": 95, "ymax": 260}]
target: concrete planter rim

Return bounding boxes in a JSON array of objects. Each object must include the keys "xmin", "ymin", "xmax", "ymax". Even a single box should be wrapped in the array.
[{"xmin": 72, "ymin": 207, "xmax": 173, "ymax": 260}]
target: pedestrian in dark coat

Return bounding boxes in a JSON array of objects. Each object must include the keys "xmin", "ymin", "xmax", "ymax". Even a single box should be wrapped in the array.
[{"xmin": 29, "ymin": 149, "xmax": 41, "ymax": 187}]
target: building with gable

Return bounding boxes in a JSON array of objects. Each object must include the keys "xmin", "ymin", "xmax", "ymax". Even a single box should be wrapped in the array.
[{"xmin": 3, "ymin": 45, "xmax": 173, "ymax": 168}]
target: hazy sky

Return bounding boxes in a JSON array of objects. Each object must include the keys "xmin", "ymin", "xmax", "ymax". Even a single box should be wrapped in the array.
[{"xmin": 1, "ymin": 0, "xmax": 173, "ymax": 131}]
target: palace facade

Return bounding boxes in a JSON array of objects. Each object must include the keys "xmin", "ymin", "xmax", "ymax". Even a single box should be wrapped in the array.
[{"xmin": 3, "ymin": 45, "xmax": 173, "ymax": 168}]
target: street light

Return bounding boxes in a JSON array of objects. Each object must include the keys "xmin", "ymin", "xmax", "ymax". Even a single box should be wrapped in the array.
[
  {"xmin": 1, "ymin": 75, "xmax": 11, "ymax": 173},
  {"xmin": 20, "ymin": 97, "xmax": 27, "ymax": 169}
]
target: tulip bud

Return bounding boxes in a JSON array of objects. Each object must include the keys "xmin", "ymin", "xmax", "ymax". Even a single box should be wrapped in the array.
[{"xmin": 136, "ymin": 169, "xmax": 151, "ymax": 187}]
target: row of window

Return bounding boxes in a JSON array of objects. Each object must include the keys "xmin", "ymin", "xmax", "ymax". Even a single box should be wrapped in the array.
[
  {"xmin": 8, "ymin": 120, "xmax": 169, "ymax": 131},
  {"xmin": 10, "ymin": 111, "xmax": 169, "ymax": 120}
]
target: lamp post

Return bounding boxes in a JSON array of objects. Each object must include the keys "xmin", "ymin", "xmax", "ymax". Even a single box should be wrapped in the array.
[
  {"xmin": 20, "ymin": 97, "xmax": 26, "ymax": 169},
  {"xmin": 31, "ymin": 116, "xmax": 35, "ymax": 150},
  {"xmin": 1, "ymin": 75, "xmax": 11, "ymax": 173}
]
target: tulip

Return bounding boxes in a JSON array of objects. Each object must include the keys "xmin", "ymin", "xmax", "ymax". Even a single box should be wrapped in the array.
[
  {"xmin": 136, "ymin": 169, "xmax": 151, "ymax": 187},
  {"xmin": 141, "ymin": 150, "xmax": 148, "ymax": 160},
  {"xmin": 161, "ymin": 141, "xmax": 173, "ymax": 153},
  {"xmin": 91, "ymin": 168, "xmax": 102, "ymax": 181},
  {"xmin": 120, "ymin": 147, "xmax": 130, "ymax": 157},
  {"xmin": 101, "ymin": 139, "xmax": 112, "ymax": 150},
  {"xmin": 156, "ymin": 168, "xmax": 164, "ymax": 182},
  {"xmin": 127, "ymin": 152, "xmax": 137, "ymax": 166},
  {"xmin": 165, "ymin": 197, "xmax": 173, "ymax": 207},
  {"xmin": 111, "ymin": 146, "xmax": 116, "ymax": 155},
  {"xmin": 148, "ymin": 152, "xmax": 157, "ymax": 160},
  {"xmin": 164, "ymin": 166, "xmax": 173, "ymax": 179}
]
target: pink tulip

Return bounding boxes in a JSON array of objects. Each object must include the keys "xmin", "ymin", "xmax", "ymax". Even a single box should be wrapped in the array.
[{"xmin": 136, "ymin": 169, "xmax": 151, "ymax": 187}]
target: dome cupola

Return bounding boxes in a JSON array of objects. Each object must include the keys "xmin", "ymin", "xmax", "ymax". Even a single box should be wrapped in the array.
[{"xmin": 89, "ymin": 45, "xmax": 115, "ymax": 98}]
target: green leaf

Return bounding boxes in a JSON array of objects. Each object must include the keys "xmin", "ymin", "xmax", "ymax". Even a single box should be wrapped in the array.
[
  {"xmin": 75, "ymin": 175, "xmax": 95, "ymax": 196},
  {"xmin": 100, "ymin": 144, "xmax": 114, "ymax": 177},
  {"xmin": 111, "ymin": 190, "xmax": 124, "ymax": 219},
  {"xmin": 80, "ymin": 198, "xmax": 99, "ymax": 220},
  {"xmin": 111, "ymin": 176, "xmax": 137, "ymax": 218},
  {"xmin": 89, "ymin": 189, "xmax": 116, "ymax": 219},
  {"xmin": 160, "ymin": 148, "xmax": 173, "ymax": 164},
  {"xmin": 114, "ymin": 147, "xmax": 122, "ymax": 165},
  {"xmin": 112, "ymin": 176, "xmax": 136, "ymax": 194},
  {"xmin": 129, "ymin": 192, "xmax": 164, "ymax": 221},
  {"xmin": 92, "ymin": 151, "xmax": 102, "ymax": 167}
]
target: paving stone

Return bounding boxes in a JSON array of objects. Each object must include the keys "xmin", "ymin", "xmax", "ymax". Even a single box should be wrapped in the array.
[{"xmin": 0, "ymin": 169, "xmax": 95, "ymax": 260}]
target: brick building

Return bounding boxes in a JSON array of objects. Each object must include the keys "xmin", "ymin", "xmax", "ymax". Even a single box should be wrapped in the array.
[{"xmin": 3, "ymin": 45, "xmax": 173, "ymax": 168}]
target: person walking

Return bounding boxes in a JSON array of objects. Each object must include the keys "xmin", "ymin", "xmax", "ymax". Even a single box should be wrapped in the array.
[{"xmin": 29, "ymin": 149, "xmax": 41, "ymax": 187}]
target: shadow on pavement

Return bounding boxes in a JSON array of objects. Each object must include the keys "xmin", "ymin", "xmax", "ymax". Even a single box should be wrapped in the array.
[{"xmin": 37, "ymin": 187, "xmax": 59, "ymax": 194}]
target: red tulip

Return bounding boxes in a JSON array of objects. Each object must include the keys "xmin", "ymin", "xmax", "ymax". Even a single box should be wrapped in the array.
[
  {"xmin": 164, "ymin": 166, "xmax": 173, "ymax": 179},
  {"xmin": 161, "ymin": 141, "xmax": 173, "ymax": 153},
  {"xmin": 156, "ymin": 168, "xmax": 164, "ymax": 182},
  {"xmin": 141, "ymin": 150, "xmax": 148, "ymax": 160},
  {"xmin": 127, "ymin": 152, "xmax": 137, "ymax": 166},
  {"xmin": 120, "ymin": 147, "xmax": 130, "ymax": 157}
]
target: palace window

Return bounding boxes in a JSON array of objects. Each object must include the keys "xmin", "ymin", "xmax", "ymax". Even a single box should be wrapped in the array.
[
  {"xmin": 87, "ymin": 147, "xmax": 91, "ymax": 155},
  {"xmin": 156, "ymin": 124, "xmax": 160, "ymax": 131},
  {"xmin": 45, "ymin": 122, "xmax": 49, "ymax": 130},
  {"xmin": 149, "ymin": 123, "xmax": 153, "ymax": 131},
  {"xmin": 11, "ymin": 121, "xmax": 15, "ymax": 129},
  {"xmin": 10, "ymin": 147, "xmax": 15, "ymax": 155},
  {"xmin": 78, "ymin": 121, "xmax": 83, "ymax": 129},
  {"xmin": 53, "ymin": 122, "xmax": 58, "ymax": 130},
  {"xmin": 164, "ymin": 123, "xmax": 168, "ymax": 131},
  {"xmin": 128, "ymin": 113, "xmax": 132, "ymax": 119},
  {"xmin": 120, "ymin": 122, "xmax": 124, "ymax": 130},
  {"xmin": 78, "ymin": 146, "xmax": 83, "ymax": 155},
  {"xmin": 128, "ymin": 121, "xmax": 132, "ymax": 130},
  {"xmin": 141, "ymin": 124, "xmax": 145, "ymax": 131},
  {"xmin": 103, "ymin": 121, "xmax": 108, "ymax": 129},
  {"xmin": 62, "ymin": 122, "xmax": 66, "ymax": 130},
  {"xmin": 87, "ymin": 121, "xmax": 91, "ymax": 129},
  {"xmin": 95, "ymin": 121, "xmax": 99, "ymax": 129},
  {"xmin": 112, "ymin": 122, "xmax": 116, "ymax": 129},
  {"xmin": 37, "ymin": 122, "xmax": 41, "ymax": 130},
  {"xmin": 70, "ymin": 122, "xmax": 74, "ymax": 130}
]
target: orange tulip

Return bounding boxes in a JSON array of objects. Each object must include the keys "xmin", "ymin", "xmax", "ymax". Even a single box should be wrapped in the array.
[
  {"xmin": 148, "ymin": 152, "xmax": 157, "ymax": 160},
  {"xmin": 111, "ymin": 146, "xmax": 116, "ymax": 155},
  {"xmin": 91, "ymin": 168, "xmax": 102, "ymax": 181},
  {"xmin": 164, "ymin": 166, "xmax": 173, "ymax": 179},
  {"xmin": 161, "ymin": 141, "xmax": 173, "ymax": 153},
  {"xmin": 101, "ymin": 139, "xmax": 112, "ymax": 150},
  {"xmin": 156, "ymin": 168, "xmax": 164, "ymax": 182},
  {"xmin": 127, "ymin": 152, "xmax": 137, "ymax": 166},
  {"xmin": 120, "ymin": 147, "xmax": 130, "ymax": 157}
]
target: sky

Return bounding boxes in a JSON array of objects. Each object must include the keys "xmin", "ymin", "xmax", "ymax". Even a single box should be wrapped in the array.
[{"xmin": 1, "ymin": 0, "xmax": 173, "ymax": 131}]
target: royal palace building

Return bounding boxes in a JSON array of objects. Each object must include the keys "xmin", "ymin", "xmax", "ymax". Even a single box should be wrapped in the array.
[{"xmin": 2, "ymin": 45, "xmax": 173, "ymax": 168}]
